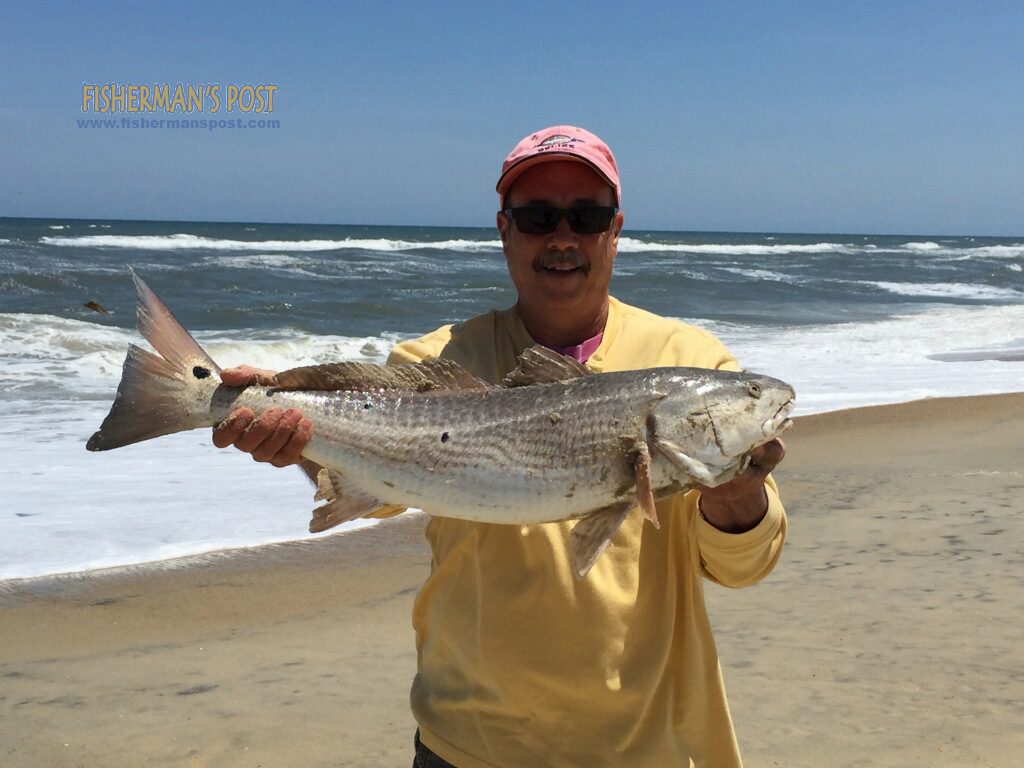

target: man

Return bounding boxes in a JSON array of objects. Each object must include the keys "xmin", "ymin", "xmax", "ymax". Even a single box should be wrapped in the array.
[{"xmin": 214, "ymin": 126, "xmax": 787, "ymax": 768}]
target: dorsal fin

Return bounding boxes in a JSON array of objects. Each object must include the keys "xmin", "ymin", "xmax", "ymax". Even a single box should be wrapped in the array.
[
  {"xmin": 272, "ymin": 358, "xmax": 495, "ymax": 393},
  {"xmin": 502, "ymin": 345, "xmax": 594, "ymax": 387}
]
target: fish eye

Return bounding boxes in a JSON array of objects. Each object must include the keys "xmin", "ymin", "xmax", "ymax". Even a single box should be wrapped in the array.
[{"xmin": 746, "ymin": 382, "xmax": 761, "ymax": 398}]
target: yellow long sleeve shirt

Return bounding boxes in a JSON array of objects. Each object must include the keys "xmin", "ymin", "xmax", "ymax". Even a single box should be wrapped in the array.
[{"xmin": 387, "ymin": 296, "xmax": 787, "ymax": 768}]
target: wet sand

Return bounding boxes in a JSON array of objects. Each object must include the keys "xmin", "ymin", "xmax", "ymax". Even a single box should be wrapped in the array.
[{"xmin": 2, "ymin": 393, "xmax": 1022, "ymax": 767}]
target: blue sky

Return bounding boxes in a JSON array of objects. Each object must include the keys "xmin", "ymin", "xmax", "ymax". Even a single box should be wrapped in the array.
[{"xmin": 1, "ymin": 1, "xmax": 1021, "ymax": 235}]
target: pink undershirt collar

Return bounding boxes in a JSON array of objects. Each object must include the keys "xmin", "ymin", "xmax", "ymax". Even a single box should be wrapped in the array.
[{"xmin": 537, "ymin": 330, "xmax": 604, "ymax": 364}]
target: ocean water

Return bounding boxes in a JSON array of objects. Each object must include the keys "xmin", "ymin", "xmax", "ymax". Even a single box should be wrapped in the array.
[{"xmin": 2, "ymin": 217, "xmax": 1022, "ymax": 581}]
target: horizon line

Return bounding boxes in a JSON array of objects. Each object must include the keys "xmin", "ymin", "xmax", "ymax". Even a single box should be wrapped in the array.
[{"xmin": 0, "ymin": 214, "xmax": 1020, "ymax": 241}]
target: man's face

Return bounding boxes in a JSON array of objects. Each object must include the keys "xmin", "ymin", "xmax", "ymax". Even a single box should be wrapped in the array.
[{"xmin": 497, "ymin": 161, "xmax": 624, "ymax": 322}]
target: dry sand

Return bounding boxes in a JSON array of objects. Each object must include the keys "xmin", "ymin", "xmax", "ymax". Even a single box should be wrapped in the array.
[{"xmin": 2, "ymin": 393, "xmax": 1022, "ymax": 767}]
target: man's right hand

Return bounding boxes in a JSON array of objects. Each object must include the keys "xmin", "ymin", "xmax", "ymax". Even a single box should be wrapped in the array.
[{"xmin": 212, "ymin": 366, "xmax": 313, "ymax": 468}]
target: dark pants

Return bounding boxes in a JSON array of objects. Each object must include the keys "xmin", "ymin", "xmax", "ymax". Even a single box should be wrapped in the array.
[{"xmin": 412, "ymin": 730, "xmax": 458, "ymax": 768}]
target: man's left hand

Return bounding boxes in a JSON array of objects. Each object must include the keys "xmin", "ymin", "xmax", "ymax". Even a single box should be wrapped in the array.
[{"xmin": 697, "ymin": 438, "xmax": 786, "ymax": 534}]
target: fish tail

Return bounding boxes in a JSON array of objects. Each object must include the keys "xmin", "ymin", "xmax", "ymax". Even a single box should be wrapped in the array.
[{"xmin": 86, "ymin": 269, "xmax": 221, "ymax": 451}]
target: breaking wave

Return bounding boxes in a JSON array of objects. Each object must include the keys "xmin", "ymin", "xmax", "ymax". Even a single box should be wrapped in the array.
[
  {"xmin": 0, "ymin": 312, "xmax": 396, "ymax": 401},
  {"xmin": 616, "ymin": 238, "xmax": 850, "ymax": 255},
  {"xmin": 40, "ymin": 234, "xmax": 502, "ymax": 252},
  {"xmin": 717, "ymin": 266, "xmax": 794, "ymax": 282},
  {"xmin": 900, "ymin": 241, "xmax": 1024, "ymax": 258},
  {"xmin": 863, "ymin": 281, "xmax": 1023, "ymax": 301}
]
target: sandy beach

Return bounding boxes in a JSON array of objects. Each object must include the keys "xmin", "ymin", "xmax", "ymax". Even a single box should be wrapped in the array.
[{"xmin": 2, "ymin": 393, "xmax": 1022, "ymax": 767}]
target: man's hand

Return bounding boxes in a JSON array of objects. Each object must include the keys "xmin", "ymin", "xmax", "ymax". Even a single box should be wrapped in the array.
[
  {"xmin": 697, "ymin": 438, "xmax": 786, "ymax": 534},
  {"xmin": 212, "ymin": 366, "xmax": 313, "ymax": 468}
]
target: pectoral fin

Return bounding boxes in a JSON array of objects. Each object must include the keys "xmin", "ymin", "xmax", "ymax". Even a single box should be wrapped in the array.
[
  {"xmin": 569, "ymin": 501, "xmax": 632, "ymax": 578},
  {"xmin": 310, "ymin": 469, "xmax": 398, "ymax": 532},
  {"xmin": 633, "ymin": 442, "xmax": 660, "ymax": 529},
  {"xmin": 653, "ymin": 438, "xmax": 719, "ymax": 485}
]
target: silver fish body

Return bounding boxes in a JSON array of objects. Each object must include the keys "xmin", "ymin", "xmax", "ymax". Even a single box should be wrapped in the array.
[{"xmin": 88, "ymin": 272, "xmax": 795, "ymax": 575}]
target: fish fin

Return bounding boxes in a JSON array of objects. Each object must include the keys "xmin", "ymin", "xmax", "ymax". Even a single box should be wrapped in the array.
[
  {"xmin": 297, "ymin": 459, "xmax": 323, "ymax": 487},
  {"xmin": 309, "ymin": 468, "xmax": 392, "ymax": 532},
  {"xmin": 274, "ymin": 358, "xmax": 494, "ymax": 393},
  {"xmin": 87, "ymin": 271, "xmax": 222, "ymax": 451},
  {"xmin": 502, "ymin": 345, "xmax": 593, "ymax": 387},
  {"xmin": 569, "ymin": 501, "xmax": 633, "ymax": 578},
  {"xmin": 653, "ymin": 438, "xmax": 719, "ymax": 485},
  {"xmin": 88, "ymin": 344, "xmax": 201, "ymax": 450},
  {"xmin": 406, "ymin": 359, "xmax": 496, "ymax": 390},
  {"xmin": 130, "ymin": 268, "xmax": 220, "ymax": 375},
  {"xmin": 634, "ymin": 443, "xmax": 660, "ymax": 529}
]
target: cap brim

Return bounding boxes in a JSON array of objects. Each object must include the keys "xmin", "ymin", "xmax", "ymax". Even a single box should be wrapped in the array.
[{"xmin": 496, "ymin": 152, "xmax": 618, "ymax": 200}]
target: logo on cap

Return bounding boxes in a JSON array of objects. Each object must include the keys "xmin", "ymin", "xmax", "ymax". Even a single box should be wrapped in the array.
[{"xmin": 536, "ymin": 134, "xmax": 584, "ymax": 151}]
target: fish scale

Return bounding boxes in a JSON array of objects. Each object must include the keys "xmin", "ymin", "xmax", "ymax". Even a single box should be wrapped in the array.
[{"xmin": 276, "ymin": 382, "xmax": 644, "ymax": 523}]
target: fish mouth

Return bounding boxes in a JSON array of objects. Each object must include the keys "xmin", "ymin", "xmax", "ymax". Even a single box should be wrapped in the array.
[{"xmin": 761, "ymin": 399, "xmax": 795, "ymax": 438}]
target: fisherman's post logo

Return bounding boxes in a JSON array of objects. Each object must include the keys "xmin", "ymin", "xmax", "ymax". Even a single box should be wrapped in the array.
[{"xmin": 77, "ymin": 82, "xmax": 280, "ymax": 131}]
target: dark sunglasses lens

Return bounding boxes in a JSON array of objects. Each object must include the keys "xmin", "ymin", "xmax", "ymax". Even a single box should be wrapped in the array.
[
  {"xmin": 508, "ymin": 206, "xmax": 616, "ymax": 234},
  {"xmin": 512, "ymin": 206, "xmax": 560, "ymax": 234},
  {"xmin": 568, "ymin": 206, "xmax": 615, "ymax": 234}
]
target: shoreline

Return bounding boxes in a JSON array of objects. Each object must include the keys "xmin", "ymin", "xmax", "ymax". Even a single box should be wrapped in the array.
[{"xmin": 2, "ymin": 392, "xmax": 1022, "ymax": 767}]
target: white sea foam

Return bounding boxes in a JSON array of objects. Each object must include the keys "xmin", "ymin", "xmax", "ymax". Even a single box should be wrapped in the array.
[
  {"xmin": 972, "ymin": 245, "xmax": 1024, "ymax": 258},
  {"xmin": 47, "ymin": 225, "xmax": 68, "ymax": 230},
  {"xmin": 702, "ymin": 303, "xmax": 1024, "ymax": 414},
  {"xmin": 862, "ymin": 281, "xmax": 1022, "ymax": 301},
  {"xmin": 202, "ymin": 253, "xmax": 325, "ymax": 276},
  {"xmin": 901, "ymin": 242, "xmax": 1024, "ymax": 259},
  {"xmin": 718, "ymin": 267, "xmax": 793, "ymax": 282},
  {"xmin": 40, "ymin": 233, "xmax": 502, "ymax": 252},
  {"xmin": 36, "ymin": 233, "xmax": 1024, "ymax": 260},
  {"xmin": 0, "ymin": 403, "xmax": 380, "ymax": 581},
  {"xmin": 617, "ymin": 238, "xmax": 851, "ymax": 255},
  {"xmin": 0, "ymin": 239, "xmax": 11, "ymax": 245},
  {"xmin": 930, "ymin": 338, "xmax": 1024, "ymax": 362},
  {"xmin": 0, "ymin": 312, "xmax": 395, "ymax": 401},
  {"xmin": 206, "ymin": 253, "xmax": 306, "ymax": 268},
  {"xmin": 0, "ymin": 318, "xmax": 400, "ymax": 580}
]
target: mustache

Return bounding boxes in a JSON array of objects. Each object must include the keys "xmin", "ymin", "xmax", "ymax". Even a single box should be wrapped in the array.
[{"xmin": 532, "ymin": 251, "xmax": 590, "ymax": 273}]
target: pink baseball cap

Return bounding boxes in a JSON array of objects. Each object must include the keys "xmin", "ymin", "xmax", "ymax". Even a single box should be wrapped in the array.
[{"xmin": 496, "ymin": 125, "xmax": 621, "ymax": 205}]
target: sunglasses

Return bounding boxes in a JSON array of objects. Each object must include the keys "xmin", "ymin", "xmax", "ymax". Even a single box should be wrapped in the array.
[{"xmin": 502, "ymin": 205, "xmax": 619, "ymax": 235}]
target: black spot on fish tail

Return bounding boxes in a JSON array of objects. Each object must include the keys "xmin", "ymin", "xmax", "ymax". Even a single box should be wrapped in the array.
[
  {"xmin": 441, "ymin": 432, "xmax": 450, "ymax": 443},
  {"xmin": 192, "ymin": 366, "xmax": 211, "ymax": 379}
]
